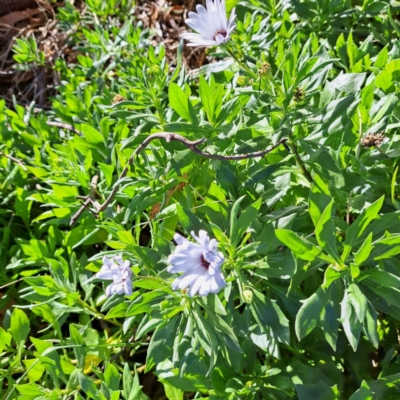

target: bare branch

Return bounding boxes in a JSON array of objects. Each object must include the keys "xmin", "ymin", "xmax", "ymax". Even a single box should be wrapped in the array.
[
  {"xmin": 69, "ymin": 175, "xmax": 100, "ymax": 226},
  {"xmin": 47, "ymin": 121, "xmax": 83, "ymax": 136},
  {"xmin": 0, "ymin": 152, "xmax": 28, "ymax": 171},
  {"xmin": 88, "ymin": 132, "xmax": 287, "ymax": 219}
]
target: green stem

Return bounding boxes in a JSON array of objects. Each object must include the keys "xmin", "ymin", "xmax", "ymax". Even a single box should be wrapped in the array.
[
  {"xmin": 76, "ymin": 297, "xmax": 122, "ymax": 327},
  {"xmin": 288, "ymin": 140, "xmax": 313, "ymax": 183},
  {"xmin": 226, "ymin": 48, "xmax": 258, "ymax": 80}
]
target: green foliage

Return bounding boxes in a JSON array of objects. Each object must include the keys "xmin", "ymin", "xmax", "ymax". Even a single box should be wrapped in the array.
[{"xmin": 2, "ymin": 0, "xmax": 400, "ymax": 399}]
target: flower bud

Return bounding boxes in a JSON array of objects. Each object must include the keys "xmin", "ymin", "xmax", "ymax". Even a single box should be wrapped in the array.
[
  {"xmin": 293, "ymin": 86, "xmax": 305, "ymax": 102},
  {"xmin": 237, "ymin": 75, "xmax": 249, "ymax": 86},
  {"xmin": 112, "ymin": 94, "xmax": 125, "ymax": 104},
  {"xmin": 243, "ymin": 289, "xmax": 253, "ymax": 303},
  {"xmin": 160, "ymin": 300, "xmax": 169, "ymax": 310},
  {"xmin": 258, "ymin": 62, "xmax": 271, "ymax": 77},
  {"xmin": 147, "ymin": 65, "xmax": 162, "ymax": 78}
]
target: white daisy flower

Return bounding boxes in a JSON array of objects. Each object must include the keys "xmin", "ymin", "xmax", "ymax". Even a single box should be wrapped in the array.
[
  {"xmin": 167, "ymin": 230, "xmax": 226, "ymax": 297},
  {"xmin": 182, "ymin": 0, "xmax": 236, "ymax": 47},
  {"xmin": 96, "ymin": 255, "xmax": 133, "ymax": 297}
]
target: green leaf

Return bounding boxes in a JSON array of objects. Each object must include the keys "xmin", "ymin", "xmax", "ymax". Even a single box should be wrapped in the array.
[
  {"xmin": 342, "ymin": 196, "xmax": 384, "ymax": 261},
  {"xmin": 374, "ymin": 46, "xmax": 388, "ymax": 69},
  {"xmin": 199, "ymin": 75, "xmax": 215, "ymax": 124},
  {"xmin": 168, "ymin": 83, "xmax": 194, "ymax": 123},
  {"xmin": 77, "ymin": 371, "xmax": 99, "ymax": 399},
  {"xmin": 80, "ymin": 123, "xmax": 105, "ymax": 145},
  {"xmin": 9, "ymin": 308, "xmax": 30, "ymax": 349},
  {"xmin": 363, "ymin": 302, "xmax": 379, "ymax": 349},
  {"xmin": 22, "ymin": 359, "xmax": 46, "ymax": 382},
  {"xmin": 349, "ymin": 381, "xmax": 373, "ymax": 400},
  {"xmin": 340, "ymin": 289, "xmax": 362, "ymax": 351},
  {"xmin": 321, "ymin": 266, "xmax": 345, "ymax": 289},
  {"xmin": 0, "ymin": 327, "xmax": 12, "ymax": 353},
  {"xmin": 200, "ymin": 294, "xmax": 227, "ymax": 316},
  {"xmin": 16, "ymin": 383, "xmax": 45, "ymax": 399},
  {"xmin": 275, "ymin": 229, "xmax": 330, "ymax": 262},
  {"xmin": 98, "ymin": 163, "xmax": 114, "ymax": 187},
  {"xmin": 230, "ymin": 197, "xmax": 262, "ymax": 248},
  {"xmin": 202, "ymin": 302, "xmax": 243, "ymax": 354},
  {"xmin": 361, "ymin": 267, "xmax": 400, "ymax": 306},
  {"xmin": 250, "ymin": 289, "xmax": 290, "ymax": 345},
  {"xmin": 295, "ymin": 287, "xmax": 330, "ymax": 341},
  {"xmin": 123, "ymin": 363, "xmax": 133, "ymax": 400},
  {"xmin": 192, "ymin": 307, "xmax": 219, "ymax": 374},
  {"xmin": 296, "ymin": 382, "xmax": 340, "ymax": 400},
  {"xmin": 321, "ymin": 282, "xmax": 342, "ymax": 351},
  {"xmin": 347, "ymin": 283, "xmax": 367, "ymax": 323},
  {"xmin": 125, "ymin": 291, "xmax": 166, "ymax": 317},
  {"xmin": 69, "ymin": 325, "xmax": 86, "ymax": 369},
  {"xmin": 308, "ymin": 174, "xmax": 331, "ymax": 227},
  {"xmin": 104, "ymin": 364, "xmax": 120, "ymax": 392},
  {"xmin": 354, "ymin": 232, "xmax": 373, "ymax": 265},
  {"xmin": 336, "ymin": 33, "xmax": 348, "ymax": 67},
  {"xmin": 315, "ymin": 199, "xmax": 342, "ymax": 266},
  {"xmin": 204, "ymin": 182, "xmax": 229, "ymax": 230},
  {"xmin": 131, "ymin": 246, "xmax": 161, "ymax": 272},
  {"xmin": 146, "ymin": 316, "xmax": 180, "ymax": 372},
  {"xmin": 163, "ymin": 382, "xmax": 184, "ymax": 400},
  {"xmin": 347, "ymin": 32, "xmax": 358, "ymax": 69},
  {"xmin": 176, "ymin": 204, "xmax": 206, "ymax": 236}
]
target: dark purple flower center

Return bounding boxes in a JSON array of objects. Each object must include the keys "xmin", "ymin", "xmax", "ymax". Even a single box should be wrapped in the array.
[
  {"xmin": 214, "ymin": 30, "xmax": 227, "ymax": 40},
  {"xmin": 201, "ymin": 255, "xmax": 210, "ymax": 269}
]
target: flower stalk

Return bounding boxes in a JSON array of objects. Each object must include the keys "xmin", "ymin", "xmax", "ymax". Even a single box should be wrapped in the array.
[
  {"xmin": 226, "ymin": 47, "xmax": 258, "ymax": 80},
  {"xmin": 288, "ymin": 140, "xmax": 313, "ymax": 183}
]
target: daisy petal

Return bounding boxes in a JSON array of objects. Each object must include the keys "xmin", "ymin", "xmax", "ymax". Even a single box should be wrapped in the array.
[
  {"xmin": 174, "ymin": 233, "xmax": 186, "ymax": 245},
  {"xmin": 168, "ymin": 230, "xmax": 226, "ymax": 297},
  {"xmin": 96, "ymin": 268, "xmax": 114, "ymax": 280},
  {"xmin": 182, "ymin": 0, "xmax": 235, "ymax": 47},
  {"xmin": 188, "ymin": 272, "xmax": 207, "ymax": 297}
]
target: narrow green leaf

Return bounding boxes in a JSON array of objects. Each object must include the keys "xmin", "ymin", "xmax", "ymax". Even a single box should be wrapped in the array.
[
  {"xmin": 230, "ymin": 197, "xmax": 261, "ymax": 248},
  {"xmin": 363, "ymin": 301, "xmax": 379, "ymax": 349},
  {"xmin": 340, "ymin": 290, "xmax": 362, "ymax": 351},
  {"xmin": 104, "ymin": 364, "xmax": 120, "ymax": 392},
  {"xmin": 308, "ymin": 174, "xmax": 331, "ymax": 227},
  {"xmin": 295, "ymin": 287, "xmax": 330, "ymax": 341},
  {"xmin": 354, "ymin": 232, "xmax": 373, "ymax": 265},
  {"xmin": 251, "ymin": 289, "xmax": 290, "ymax": 344},
  {"xmin": 275, "ymin": 229, "xmax": 330, "ymax": 262},
  {"xmin": 77, "ymin": 372, "xmax": 98, "ymax": 399},
  {"xmin": 342, "ymin": 196, "xmax": 384, "ymax": 261},
  {"xmin": 69, "ymin": 325, "xmax": 86, "ymax": 369},
  {"xmin": 347, "ymin": 283, "xmax": 367, "ymax": 323},
  {"xmin": 199, "ymin": 75, "xmax": 214, "ymax": 124},
  {"xmin": 315, "ymin": 199, "xmax": 342, "ymax": 265},
  {"xmin": 229, "ymin": 195, "xmax": 245, "ymax": 246},
  {"xmin": 176, "ymin": 204, "xmax": 206, "ymax": 236}
]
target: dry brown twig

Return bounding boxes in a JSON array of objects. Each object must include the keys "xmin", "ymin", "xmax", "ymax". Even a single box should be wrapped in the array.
[
  {"xmin": 47, "ymin": 121, "xmax": 83, "ymax": 136},
  {"xmin": 69, "ymin": 175, "xmax": 100, "ymax": 226},
  {"xmin": 69, "ymin": 132, "xmax": 288, "ymax": 225},
  {"xmin": 0, "ymin": 151, "xmax": 28, "ymax": 171}
]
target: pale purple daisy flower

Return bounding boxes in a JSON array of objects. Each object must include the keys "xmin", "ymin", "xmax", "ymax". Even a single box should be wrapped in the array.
[
  {"xmin": 167, "ymin": 230, "xmax": 226, "ymax": 297},
  {"xmin": 182, "ymin": 0, "xmax": 236, "ymax": 47},
  {"xmin": 96, "ymin": 255, "xmax": 133, "ymax": 297}
]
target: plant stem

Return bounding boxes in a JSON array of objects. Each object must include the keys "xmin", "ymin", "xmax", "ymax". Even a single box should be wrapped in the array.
[
  {"xmin": 76, "ymin": 297, "xmax": 122, "ymax": 327},
  {"xmin": 226, "ymin": 48, "xmax": 258, "ymax": 80},
  {"xmin": 288, "ymin": 140, "xmax": 313, "ymax": 183}
]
